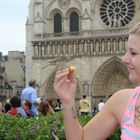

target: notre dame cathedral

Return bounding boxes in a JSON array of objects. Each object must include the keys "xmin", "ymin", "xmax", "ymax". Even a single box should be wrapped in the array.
[{"xmin": 26, "ymin": 0, "xmax": 140, "ymax": 107}]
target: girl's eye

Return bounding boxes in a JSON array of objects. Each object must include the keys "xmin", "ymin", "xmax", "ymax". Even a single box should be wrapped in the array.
[{"xmin": 131, "ymin": 52, "xmax": 137, "ymax": 55}]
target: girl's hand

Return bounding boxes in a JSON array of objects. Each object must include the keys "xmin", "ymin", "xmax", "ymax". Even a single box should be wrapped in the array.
[{"xmin": 53, "ymin": 67, "xmax": 76, "ymax": 105}]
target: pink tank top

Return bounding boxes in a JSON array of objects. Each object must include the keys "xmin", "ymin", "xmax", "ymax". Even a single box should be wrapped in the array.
[{"xmin": 121, "ymin": 86, "xmax": 140, "ymax": 140}]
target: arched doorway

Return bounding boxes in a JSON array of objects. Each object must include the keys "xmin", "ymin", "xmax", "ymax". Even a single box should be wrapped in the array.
[{"xmin": 91, "ymin": 56, "xmax": 135, "ymax": 105}]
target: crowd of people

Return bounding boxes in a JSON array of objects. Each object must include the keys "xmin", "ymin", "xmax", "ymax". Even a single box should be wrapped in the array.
[
  {"xmin": 0, "ymin": 79, "xmax": 105, "ymax": 118},
  {"xmin": 0, "ymin": 80, "xmax": 60, "ymax": 117},
  {"xmin": 0, "ymin": 95, "xmax": 103, "ymax": 118},
  {"xmin": 0, "ymin": 79, "xmax": 110, "ymax": 118},
  {"xmin": 0, "ymin": 80, "xmax": 105, "ymax": 117},
  {"xmin": 0, "ymin": 95, "xmax": 55, "ymax": 117}
]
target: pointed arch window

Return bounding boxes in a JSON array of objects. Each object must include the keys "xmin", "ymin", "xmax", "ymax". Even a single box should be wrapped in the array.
[
  {"xmin": 70, "ymin": 12, "xmax": 79, "ymax": 33},
  {"xmin": 54, "ymin": 13, "xmax": 62, "ymax": 34}
]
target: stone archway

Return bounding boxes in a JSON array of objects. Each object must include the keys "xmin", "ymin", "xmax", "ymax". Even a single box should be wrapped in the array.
[{"xmin": 91, "ymin": 56, "xmax": 135, "ymax": 104}]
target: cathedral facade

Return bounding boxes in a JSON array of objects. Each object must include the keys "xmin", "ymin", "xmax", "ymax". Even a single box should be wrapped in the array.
[{"xmin": 26, "ymin": 0, "xmax": 140, "ymax": 106}]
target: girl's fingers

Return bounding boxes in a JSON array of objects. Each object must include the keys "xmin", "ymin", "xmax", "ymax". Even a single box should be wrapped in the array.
[
  {"xmin": 68, "ymin": 71, "xmax": 76, "ymax": 83},
  {"xmin": 54, "ymin": 67, "xmax": 76, "ymax": 85},
  {"xmin": 56, "ymin": 67, "xmax": 67, "ymax": 73},
  {"xmin": 54, "ymin": 69, "xmax": 69, "ymax": 84},
  {"xmin": 56, "ymin": 76, "xmax": 67, "ymax": 87}
]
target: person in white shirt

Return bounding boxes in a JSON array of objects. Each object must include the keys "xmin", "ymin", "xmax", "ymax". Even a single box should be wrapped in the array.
[{"xmin": 97, "ymin": 99, "xmax": 105, "ymax": 111}]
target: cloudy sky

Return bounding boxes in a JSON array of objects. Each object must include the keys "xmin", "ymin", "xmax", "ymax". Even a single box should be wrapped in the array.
[{"xmin": 0, "ymin": 0, "xmax": 29, "ymax": 55}]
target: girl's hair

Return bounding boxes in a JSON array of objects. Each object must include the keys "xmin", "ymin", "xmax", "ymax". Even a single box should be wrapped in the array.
[{"xmin": 129, "ymin": 22, "xmax": 140, "ymax": 35}]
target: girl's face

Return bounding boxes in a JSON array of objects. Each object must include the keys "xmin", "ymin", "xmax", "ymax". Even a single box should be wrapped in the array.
[{"xmin": 122, "ymin": 34, "xmax": 140, "ymax": 83}]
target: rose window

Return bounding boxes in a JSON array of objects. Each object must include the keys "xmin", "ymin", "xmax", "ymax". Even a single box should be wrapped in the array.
[{"xmin": 100, "ymin": 0, "xmax": 135, "ymax": 27}]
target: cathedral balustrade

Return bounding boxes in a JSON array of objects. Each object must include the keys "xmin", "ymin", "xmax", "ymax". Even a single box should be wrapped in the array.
[
  {"xmin": 32, "ymin": 28, "xmax": 128, "ymax": 59},
  {"xmin": 33, "ymin": 28, "xmax": 129, "ymax": 40}
]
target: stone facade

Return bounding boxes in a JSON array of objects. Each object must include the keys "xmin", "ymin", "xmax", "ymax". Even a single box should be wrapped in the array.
[
  {"xmin": 5, "ymin": 51, "xmax": 25, "ymax": 92},
  {"xmin": 0, "ymin": 51, "xmax": 25, "ymax": 102},
  {"xmin": 26, "ymin": 0, "xmax": 140, "ymax": 107}
]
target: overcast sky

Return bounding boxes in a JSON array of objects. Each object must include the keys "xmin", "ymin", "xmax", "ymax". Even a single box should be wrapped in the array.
[{"xmin": 0, "ymin": 0, "xmax": 29, "ymax": 55}]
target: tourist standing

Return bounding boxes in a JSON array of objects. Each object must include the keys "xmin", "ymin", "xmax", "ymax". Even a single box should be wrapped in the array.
[
  {"xmin": 79, "ymin": 95, "xmax": 90, "ymax": 115},
  {"xmin": 21, "ymin": 80, "xmax": 39, "ymax": 116},
  {"xmin": 54, "ymin": 99, "xmax": 62, "ymax": 111},
  {"xmin": 97, "ymin": 99, "xmax": 105, "ymax": 111}
]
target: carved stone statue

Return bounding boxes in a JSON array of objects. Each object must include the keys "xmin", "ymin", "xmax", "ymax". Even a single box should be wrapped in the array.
[{"xmin": 58, "ymin": 0, "xmax": 70, "ymax": 10}]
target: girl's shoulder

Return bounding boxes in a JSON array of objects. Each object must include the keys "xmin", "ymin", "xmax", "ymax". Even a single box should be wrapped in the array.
[
  {"xmin": 111, "ymin": 88, "xmax": 134, "ymax": 101},
  {"xmin": 105, "ymin": 88, "xmax": 135, "ymax": 123}
]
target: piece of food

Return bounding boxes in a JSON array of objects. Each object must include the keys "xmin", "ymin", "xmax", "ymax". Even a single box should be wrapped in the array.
[{"xmin": 69, "ymin": 66, "xmax": 76, "ymax": 73}]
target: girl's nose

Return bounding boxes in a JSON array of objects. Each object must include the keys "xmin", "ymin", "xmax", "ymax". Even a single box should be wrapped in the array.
[{"xmin": 122, "ymin": 52, "xmax": 130, "ymax": 65}]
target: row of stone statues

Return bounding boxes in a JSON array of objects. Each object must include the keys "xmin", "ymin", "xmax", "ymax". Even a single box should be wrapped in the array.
[{"xmin": 33, "ymin": 38, "xmax": 128, "ymax": 57}]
